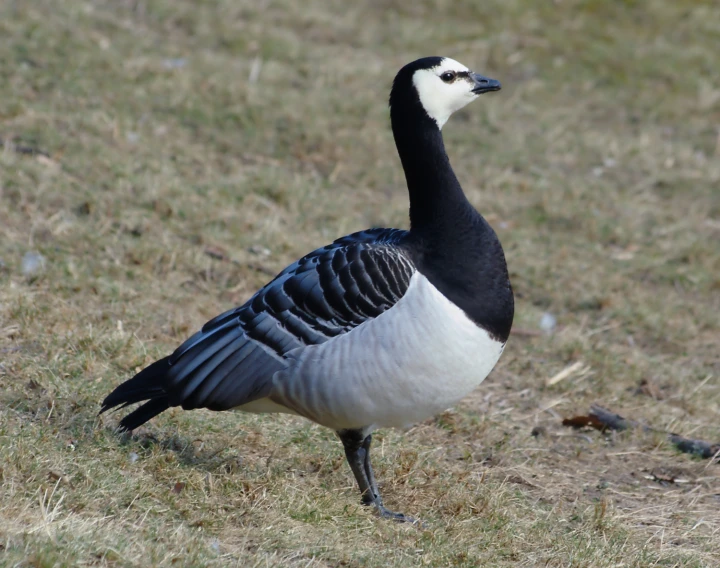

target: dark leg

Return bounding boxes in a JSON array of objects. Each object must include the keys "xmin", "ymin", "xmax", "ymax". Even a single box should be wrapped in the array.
[
  {"xmin": 361, "ymin": 434, "xmax": 381, "ymax": 506},
  {"xmin": 337, "ymin": 429, "xmax": 418, "ymax": 524}
]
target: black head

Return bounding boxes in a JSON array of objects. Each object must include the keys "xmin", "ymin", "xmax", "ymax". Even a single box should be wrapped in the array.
[{"xmin": 389, "ymin": 56, "xmax": 501, "ymax": 129}]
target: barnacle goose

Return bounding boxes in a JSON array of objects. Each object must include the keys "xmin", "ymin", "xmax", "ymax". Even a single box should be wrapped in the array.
[{"xmin": 101, "ymin": 56, "xmax": 514, "ymax": 523}]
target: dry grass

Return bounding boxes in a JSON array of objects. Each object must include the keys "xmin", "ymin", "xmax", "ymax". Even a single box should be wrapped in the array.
[{"xmin": 1, "ymin": 0, "xmax": 719, "ymax": 566}]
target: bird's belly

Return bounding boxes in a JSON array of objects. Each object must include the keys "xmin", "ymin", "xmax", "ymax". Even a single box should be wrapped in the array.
[
  {"xmin": 235, "ymin": 397, "xmax": 299, "ymax": 415},
  {"xmin": 273, "ymin": 273, "xmax": 505, "ymax": 430}
]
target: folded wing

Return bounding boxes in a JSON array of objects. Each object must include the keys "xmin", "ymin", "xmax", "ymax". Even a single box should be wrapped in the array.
[{"xmin": 101, "ymin": 228, "xmax": 416, "ymax": 430}]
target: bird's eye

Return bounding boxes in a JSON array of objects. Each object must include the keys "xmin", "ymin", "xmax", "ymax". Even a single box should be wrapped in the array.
[{"xmin": 440, "ymin": 71, "xmax": 456, "ymax": 83}]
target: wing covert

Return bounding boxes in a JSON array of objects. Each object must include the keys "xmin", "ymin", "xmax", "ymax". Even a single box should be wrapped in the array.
[{"xmin": 180, "ymin": 228, "xmax": 415, "ymax": 361}]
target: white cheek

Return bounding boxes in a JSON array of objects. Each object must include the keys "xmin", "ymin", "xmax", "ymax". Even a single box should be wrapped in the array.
[{"xmin": 412, "ymin": 70, "xmax": 477, "ymax": 129}]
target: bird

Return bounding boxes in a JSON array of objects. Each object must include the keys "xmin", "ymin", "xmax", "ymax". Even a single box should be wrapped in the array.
[{"xmin": 101, "ymin": 56, "xmax": 514, "ymax": 523}]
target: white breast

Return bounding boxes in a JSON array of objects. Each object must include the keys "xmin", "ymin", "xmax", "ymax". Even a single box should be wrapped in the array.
[{"xmin": 271, "ymin": 273, "xmax": 505, "ymax": 431}]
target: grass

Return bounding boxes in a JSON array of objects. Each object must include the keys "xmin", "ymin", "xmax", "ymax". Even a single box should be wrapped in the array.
[{"xmin": 1, "ymin": 0, "xmax": 719, "ymax": 565}]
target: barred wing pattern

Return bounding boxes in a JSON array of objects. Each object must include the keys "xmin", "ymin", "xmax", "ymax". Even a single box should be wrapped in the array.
[{"xmin": 144, "ymin": 228, "xmax": 416, "ymax": 414}]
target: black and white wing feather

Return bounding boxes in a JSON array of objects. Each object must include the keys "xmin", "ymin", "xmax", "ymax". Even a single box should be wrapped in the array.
[{"xmin": 101, "ymin": 228, "xmax": 416, "ymax": 430}]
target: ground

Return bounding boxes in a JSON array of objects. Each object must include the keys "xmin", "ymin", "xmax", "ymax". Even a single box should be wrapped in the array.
[{"xmin": 1, "ymin": 0, "xmax": 719, "ymax": 566}]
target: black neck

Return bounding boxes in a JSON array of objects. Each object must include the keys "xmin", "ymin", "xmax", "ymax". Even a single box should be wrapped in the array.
[
  {"xmin": 389, "ymin": 93, "xmax": 514, "ymax": 343},
  {"xmin": 391, "ymin": 105, "xmax": 472, "ymax": 233}
]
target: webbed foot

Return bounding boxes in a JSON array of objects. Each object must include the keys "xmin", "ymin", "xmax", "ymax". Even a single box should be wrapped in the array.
[{"xmin": 372, "ymin": 503, "xmax": 424, "ymax": 526}]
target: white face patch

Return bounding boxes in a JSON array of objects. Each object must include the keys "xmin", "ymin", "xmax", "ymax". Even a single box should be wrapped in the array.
[{"xmin": 412, "ymin": 58, "xmax": 478, "ymax": 129}]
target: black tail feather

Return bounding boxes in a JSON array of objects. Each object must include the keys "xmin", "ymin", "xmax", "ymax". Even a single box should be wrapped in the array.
[
  {"xmin": 118, "ymin": 398, "xmax": 170, "ymax": 432},
  {"xmin": 100, "ymin": 357, "xmax": 171, "ymax": 431},
  {"xmin": 100, "ymin": 321, "xmax": 276, "ymax": 430}
]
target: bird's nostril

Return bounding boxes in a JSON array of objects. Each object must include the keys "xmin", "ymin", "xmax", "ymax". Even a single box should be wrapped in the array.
[{"xmin": 479, "ymin": 79, "xmax": 488, "ymax": 84}]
